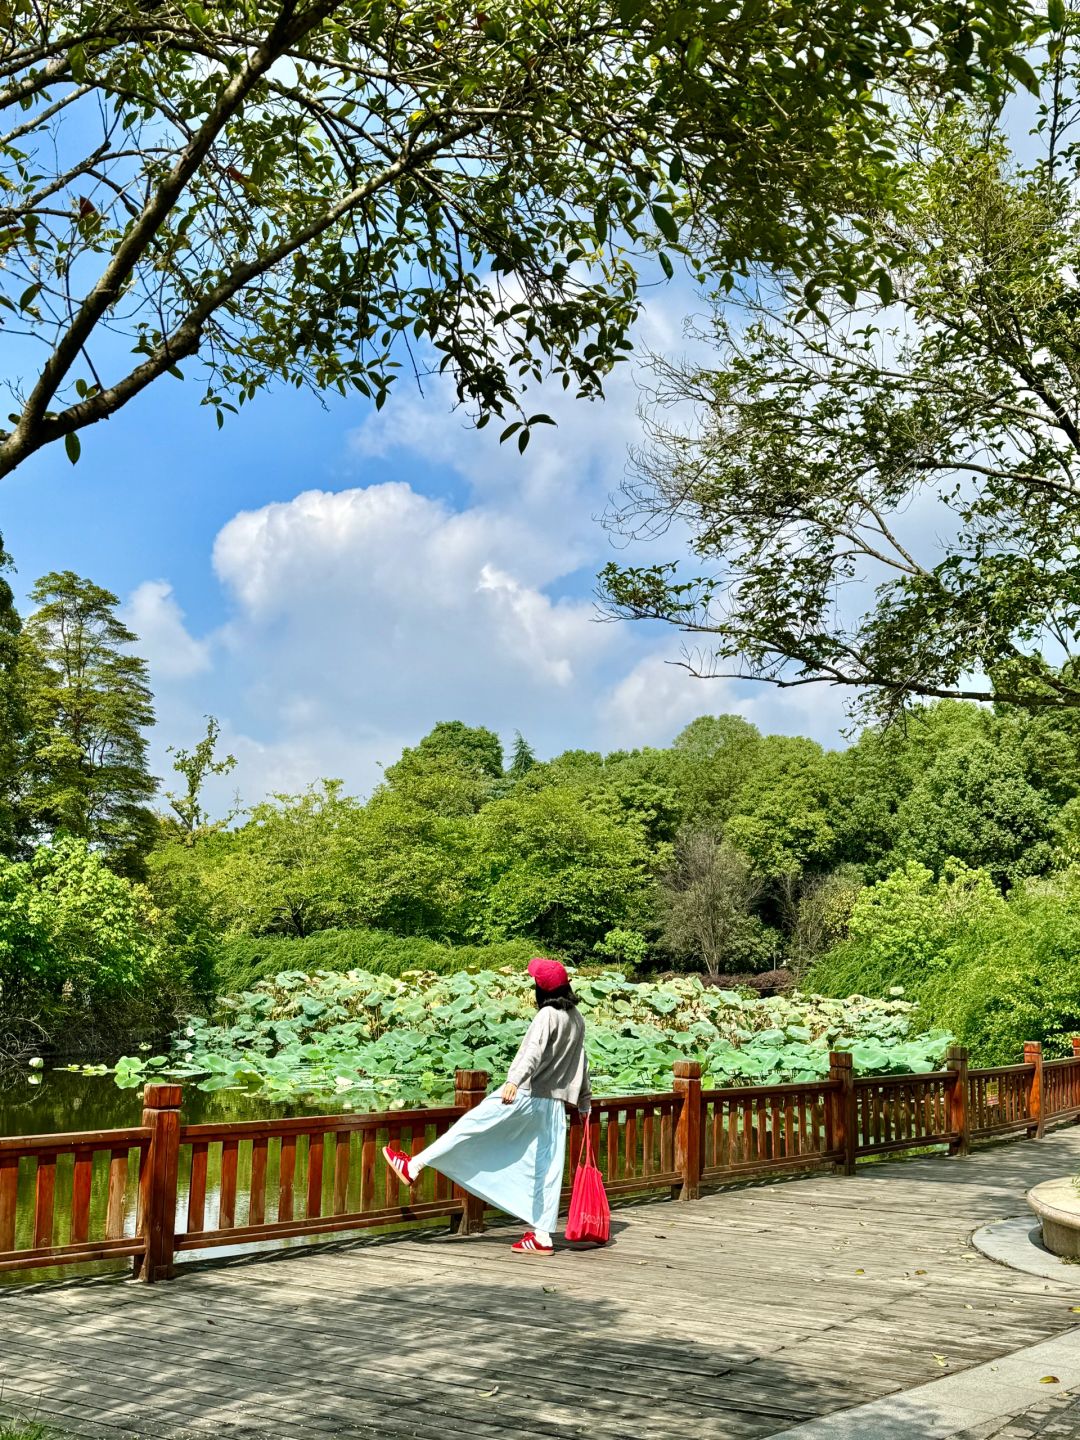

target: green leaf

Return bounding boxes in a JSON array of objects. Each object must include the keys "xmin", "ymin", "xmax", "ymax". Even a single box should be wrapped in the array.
[
  {"xmin": 19, "ymin": 283, "xmax": 41, "ymax": 312},
  {"xmin": 651, "ymin": 205, "xmax": 679, "ymax": 244},
  {"xmin": 1048, "ymin": 0, "xmax": 1066, "ymax": 28},
  {"xmin": 1003, "ymin": 52, "xmax": 1040, "ymax": 95},
  {"xmin": 64, "ymin": 431, "xmax": 81, "ymax": 465},
  {"xmin": 658, "ymin": 251, "xmax": 674, "ymax": 280}
]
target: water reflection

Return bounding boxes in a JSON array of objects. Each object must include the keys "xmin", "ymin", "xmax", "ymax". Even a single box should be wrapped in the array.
[{"xmin": 0, "ymin": 1067, "xmax": 370, "ymax": 1288}]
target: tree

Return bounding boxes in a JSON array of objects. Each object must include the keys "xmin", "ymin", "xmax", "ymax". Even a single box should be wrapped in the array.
[
  {"xmin": 0, "ymin": 837, "xmax": 171, "ymax": 1028},
  {"xmin": 725, "ymin": 736, "xmax": 837, "ymax": 880},
  {"xmin": 895, "ymin": 738, "xmax": 1056, "ymax": 888},
  {"xmin": 659, "ymin": 829, "xmax": 767, "ymax": 975},
  {"xmin": 467, "ymin": 785, "xmax": 655, "ymax": 953},
  {"xmin": 601, "ymin": 30, "xmax": 1080, "ymax": 721},
  {"xmin": 0, "ymin": 0, "xmax": 1032, "ymax": 479},
  {"xmin": 671, "ymin": 714, "xmax": 761, "ymax": 825},
  {"xmin": 809, "ymin": 859, "xmax": 1005, "ymax": 999},
  {"xmin": 344, "ymin": 789, "xmax": 472, "ymax": 938},
  {"xmin": 789, "ymin": 867, "xmax": 863, "ymax": 981},
  {"xmin": 164, "ymin": 715, "xmax": 238, "ymax": 844},
  {"xmin": 205, "ymin": 781, "xmax": 360, "ymax": 936},
  {"xmin": 383, "ymin": 721, "xmax": 504, "ymax": 815},
  {"xmin": 0, "ymin": 535, "xmax": 26, "ymax": 856},
  {"xmin": 21, "ymin": 571, "xmax": 157, "ymax": 875},
  {"xmin": 507, "ymin": 732, "xmax": 537, "ymax": 781}
]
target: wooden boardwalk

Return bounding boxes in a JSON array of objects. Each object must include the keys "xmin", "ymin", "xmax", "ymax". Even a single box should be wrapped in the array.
[{"xmin": 5, "ymin": 1127, "xmax": 1080, "ymax": 1440}]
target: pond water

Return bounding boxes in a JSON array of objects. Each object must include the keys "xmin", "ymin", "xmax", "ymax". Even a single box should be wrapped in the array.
[
  {"xmin": 0, "ymin": 1065, "xmax": 369, "ymax": 1288},
  {"xmin": 0, "ymin": 1065, "xmax": 348, "ymax": 1137}
]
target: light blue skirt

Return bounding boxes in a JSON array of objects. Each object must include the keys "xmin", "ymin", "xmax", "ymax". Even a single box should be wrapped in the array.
[{"xmin": 420, "ymin": 1093, "xmax": 567, "ymax": 1233}]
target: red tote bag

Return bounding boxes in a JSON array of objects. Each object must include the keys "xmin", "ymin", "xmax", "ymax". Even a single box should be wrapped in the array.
[{"xmin": 565, "ymin": 1129, "xmax": 611, "ymax": 1244}]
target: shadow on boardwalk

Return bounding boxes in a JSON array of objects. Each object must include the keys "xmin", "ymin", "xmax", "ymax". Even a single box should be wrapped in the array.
[{"xmin": 5, "ymin": 1128, "xmax": 1080, "ymax": 1440}]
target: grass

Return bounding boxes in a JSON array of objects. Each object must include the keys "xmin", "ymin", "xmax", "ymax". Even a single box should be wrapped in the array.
[{"xmin": 0, "ymin": 1422, "xmax": 57, "ymax": 1440}]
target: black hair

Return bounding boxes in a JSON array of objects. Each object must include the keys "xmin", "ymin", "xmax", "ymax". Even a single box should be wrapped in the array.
[{"xmin": 534, "ymin": 980, "xmax": 578, "ymax": 1012}]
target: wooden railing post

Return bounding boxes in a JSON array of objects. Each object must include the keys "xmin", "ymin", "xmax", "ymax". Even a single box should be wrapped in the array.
[
  {"xmin": 673, "ymin": 1061, "xmax": 703, "ymax": 1200},
  {"xmin": 1024, "ymin": 1041, "xmax": 1045, "ymax": 1138},
  {"xmin": 451, "ymin": 1069, "xmax": 489, "ymax": 1236},
  {"xmin": 828, "ymin": 1052, "xmax": 856, "ymax": 1175},
  {"xmin": 946, "ymin": 1046, "xmax": 970, "ymax": 1156},
  {"xmin": 135, "ymin": 1083, "xmax": 182, "ymax": 1283}
]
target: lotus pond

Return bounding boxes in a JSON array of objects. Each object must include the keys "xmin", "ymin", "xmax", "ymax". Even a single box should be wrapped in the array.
[{"xmin": 60, "ymin": 968, "xmax": 952, "ymax": 1109}]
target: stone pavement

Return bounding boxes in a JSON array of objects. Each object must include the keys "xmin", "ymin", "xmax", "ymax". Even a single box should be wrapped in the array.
[{"xmin": 958, "ymin": 1392, "xmax": 1080, "ymax": 1438}]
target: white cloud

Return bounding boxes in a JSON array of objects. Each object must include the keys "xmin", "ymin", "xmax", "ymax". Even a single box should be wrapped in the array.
[
  {"xmin": 128, "ymin": 289, "xmax": 857, "ymax": 806},
  {"xmin": 602, "ymin": 655, "xmax": 750, "ymax": 748},
  {"xmin": 191, "ymin": 480, "xmax": 628, "ymax": 798},
  {"xmin": 123, "ymin": 581, "xmax": 210, "ymax": 680}
]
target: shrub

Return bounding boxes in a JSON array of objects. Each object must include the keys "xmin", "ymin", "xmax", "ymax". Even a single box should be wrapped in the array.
[
  {"xmin": 0, "ymin": 838, "xmax": 183, "ymax": 1052},
  {"xmin": 810, "ymin": 861, "xmax": 1080, "ymax": 1065},
  {"xmin": 921, "ymin": 872, "xmax": 1080, "ymax": 1063},
  {"xmin": 213, "ymin": 928, "xmax": 550, "ymax": 993}
]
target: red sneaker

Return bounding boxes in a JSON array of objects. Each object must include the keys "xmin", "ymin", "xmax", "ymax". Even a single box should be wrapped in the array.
[
  {"xmin": 383, "ymin": 1144, "xmax": 415, "ymax": 1188},
  {"xmin": 511, "ymin": 1231, "xmax": 553, "ymax": 1256}
]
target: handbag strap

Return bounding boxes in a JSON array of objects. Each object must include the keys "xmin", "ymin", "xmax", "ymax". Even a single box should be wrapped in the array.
[{"xmin": 578, "ymin": 1127, "xmax": 593, "ymax": 1168}]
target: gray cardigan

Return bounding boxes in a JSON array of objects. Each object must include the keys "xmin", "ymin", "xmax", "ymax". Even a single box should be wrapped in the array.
[{"xmin": 506, "ymin": 1005, "xmax": 592, "ymax": 1113}]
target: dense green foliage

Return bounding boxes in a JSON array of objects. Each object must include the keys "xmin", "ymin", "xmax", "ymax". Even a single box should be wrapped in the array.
[
  {"xmin": 0, "ymin": 838, "xmax": 182, "ymax": 1052},
  {"xmin": 0, "ymin": 0, "xmax": 1033, "ymax": 479},
  {"xmin": 215, "ymin": 931, "xmax": 546, "ymax": 993},
  {"xmin": 97, "ymin": 969, "xmax": 949, "ymax": 1105},
  {"xmin": 601, "ymin": 30, "xmax": 1080, "ymax": 722},
  {"xmin": 810, "ymin": 865, "xmax": 1080, "ymax": 1064}
]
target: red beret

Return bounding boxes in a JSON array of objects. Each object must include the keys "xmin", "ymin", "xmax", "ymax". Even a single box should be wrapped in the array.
[{"xmin": 527, "ymin": 956, "xmax": 569, "ymax": 991}]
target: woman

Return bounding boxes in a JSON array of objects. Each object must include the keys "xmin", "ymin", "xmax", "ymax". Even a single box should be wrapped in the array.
[{"xmin": 383, "ymin": 956, "xmax": 592, "ymax": 1256}]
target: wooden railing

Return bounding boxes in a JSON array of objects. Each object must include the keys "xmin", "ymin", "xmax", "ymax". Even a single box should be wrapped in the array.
[
  {"xmin": 3, "ymin": 1039, "xmax": 1080, "ymax": 1282},
  {"xmin": 0, "ymin": 1126, "xmax": 148, "ymax": 1275}
]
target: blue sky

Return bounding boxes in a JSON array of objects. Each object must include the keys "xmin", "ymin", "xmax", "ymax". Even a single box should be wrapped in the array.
[{"xmin": 4, "ymin": 282, "xmax": 849, "ymax": 811}]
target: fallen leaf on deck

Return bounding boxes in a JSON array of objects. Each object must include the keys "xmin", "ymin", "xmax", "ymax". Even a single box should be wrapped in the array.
[
  {"xmin": 915, "ymin": 1269, "xmax": 927, "ymax": 1275},
  {"xmin": 542, "ymin": 1286, "xmax": 557, "ymax": 1294},
  {"xmin": 477, "ymin": 1386, "xmax": 500, "ymax": 1398},
  {"xmin": 932, "ymin": 1355, "xmax": 948, "ymax": 1367},
  {"xmin": 1040, "ymin": 1377, "xmax": 1060, "ymax": 1385},
  {"xmin": 854, "ymin": 1269, "xmax": 865, "ymax": 1275}
]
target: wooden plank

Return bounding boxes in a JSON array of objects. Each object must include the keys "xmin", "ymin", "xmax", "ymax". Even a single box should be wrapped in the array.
[
  {"xmin": 177, "ymin": 1197, "xmax": 464, "ymax": 1251},
  {"xmin": 742, "ymin": 1097, "xmax": 754, "ymax": 1162},
  {"xmin": 106, "ymin": 1148, "xmax": 129, "ymax": 1239},
  {"xmin": 0, "ymin": 1127, "xmax": 150, "ymax": 1156},
  {"xmin": 784, "ymin": 1097, "xmax": 795, "ymax": 1158},
  {"xmin": 33, "ymin": 1156, "xmax": 56, "ymax": 1248},
  {"xmin": 607, "ymin": 1109, "xmax": 620, "ymax": 1182},
  {"xmin": 186, "ymin": 1142, "xmax": 208, "ymax": 1235},
  {"xmin": 250, "ymin": 1137, "xmax": 268, "ymax": 1227},
  {"xmin": 178, "ymin": 1107, "xmax": 462, "ymax": 1143},
  {"xmin": 756, "ymin": 1095, "xmax": 767, "ymax": 1162},
  {"xmin": 625, "ymin": 1109, "xmax": 638, "ymax": 1177},
  {"xmin": 642, "ymin": 1108, "xmax": 654, "ymax": 1177},
  {"xmin": 307, "ymin": 1133, "xmax": 324, "ymax": 1220},
  {"xmin": 334, "ymin": 1132, "xmax": 353, "ymax": 1215},
  {"xmin": 0, "ymin": 1153, "xmax": 17, "ymax": 1252},
  {"xmin": 218, "ymin": 1139, "xmax": 238, "ymax": 1229},
  {"xmin": 0, "ymin": 1236, "xmax": 144, "ymax": 1272},
  {"xmin": 360, "ymin": 1130, "xmax": 375, "ymax": 1210},
  {"xmin": 278, "ymin": 1135, "xmax": 296, "ymax": 1223},
  {"xmin": 70, "ymin": 1147, "xmax": 93, "ymax": 1245},
  {"xmin": 384, "ymin": 1125, "xmax": 400, "ymax": 1208},
  {"xmin": 660, "ymin": 1105, "xmax": 673, "ymax": 1174}
]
